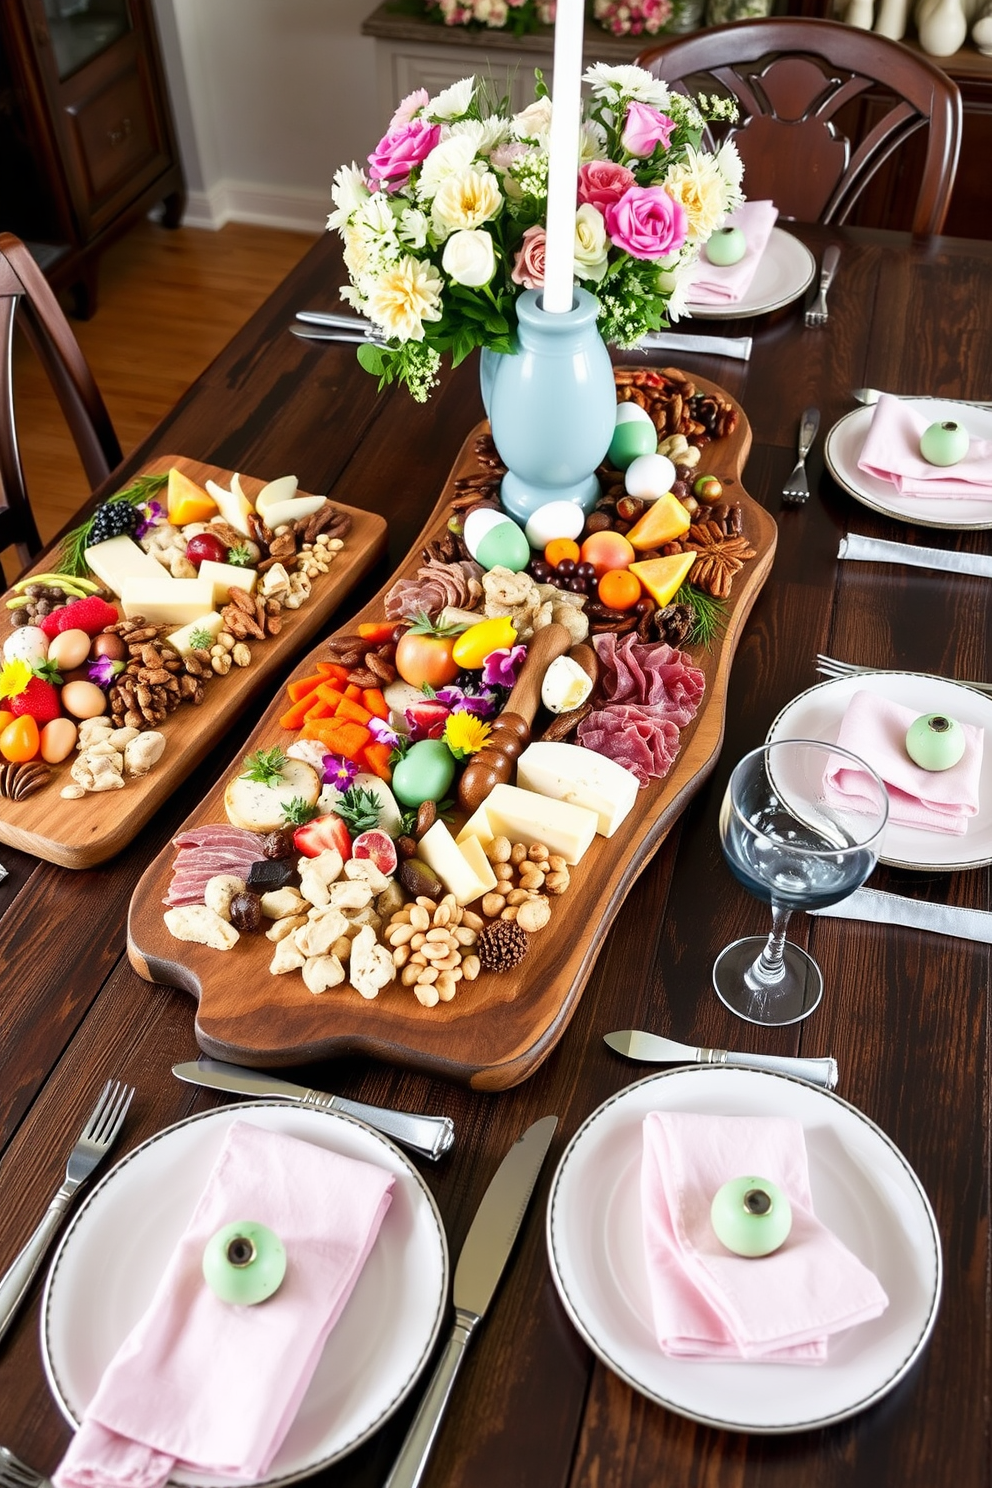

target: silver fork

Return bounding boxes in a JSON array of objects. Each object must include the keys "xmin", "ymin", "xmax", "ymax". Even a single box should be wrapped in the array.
[
  {"xmin": 782, "ymin": 408, "xmax": 820, "ymax": 505},
  {"xmin": 815, "ymin": 652, "xmax": 992, "ymax": 697},
  {"xmin": 0, "ymin": 1447, "xmax": 52, "ymax": 1488},
  {"xmin": 804, "ymin": 245, "xmax": 840, "ymax": 328},
  {"xmin": 0, "ymin": 1079, "xmax": 134, "ymax": 1344}
]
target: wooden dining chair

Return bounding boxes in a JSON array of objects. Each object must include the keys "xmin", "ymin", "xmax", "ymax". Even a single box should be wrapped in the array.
[
  {"xmin": 0, "ymin": 232, "xmax": 122, "ymax": 577},
  {"xmin": 636, "ymin": 17, "xmax": 962, "ymax": 239}
]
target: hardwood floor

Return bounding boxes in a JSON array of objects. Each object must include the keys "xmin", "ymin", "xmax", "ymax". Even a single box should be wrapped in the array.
[{"xmin": 10, "ymin": 219, "xmax": 319, "ymax": 571}]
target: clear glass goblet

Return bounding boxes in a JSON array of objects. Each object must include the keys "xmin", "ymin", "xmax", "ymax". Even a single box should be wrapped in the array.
[{"xmin": 713, "ymin": 738, "xmax": 889, "ymax": 1026}]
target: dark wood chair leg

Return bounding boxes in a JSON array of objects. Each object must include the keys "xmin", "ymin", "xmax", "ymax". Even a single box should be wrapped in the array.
[{"xmin": 161, "ymin": 189, "xmax": 186, "ymax": 229}]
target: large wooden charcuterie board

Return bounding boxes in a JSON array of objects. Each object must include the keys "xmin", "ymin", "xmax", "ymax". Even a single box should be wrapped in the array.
[
  {"xmin": 0, "ymin": 458, "xmax": 387, "ymax": 867},
  {"xmin": 127, "ymin": 379, "xmax": 776, "ymax": 1090}
]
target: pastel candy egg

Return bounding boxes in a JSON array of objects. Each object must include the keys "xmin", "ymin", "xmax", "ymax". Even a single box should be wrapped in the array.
[
  {"xmin": 905, "ymin": 712, "xmax": 966, "ymax": 771},
  {"xmin": 624, "ymin": 452, "xmax": 677, "ymax": 502},
  {"xmin": 705, "ymin": 225, "xmax": 747, "ymax": 266},
  {"xmin": 710, "ymin": 1176, "xmax": 792, "ymax": 1258},
  {"xmin": 524, "ymin": 500, "xmax": 586, "ymax": 550},
  {"xmin": 475, "ymin": 518, "xmax": 531, "ymax": 573},
  {"xmin": 608, "ymin": 404, "xmax": 658, "ymax": 471},
  {"xmin": 2, "ymin": 625, "xmax": 49, "ymax": 666},
  {"xmin": 462, "ymin": 506, "xmax": 507, "ymax": 558},
  {"xmin": 202, "ymin": 1220, "xmax": 287, "ymax": 1305},
  {"xmin": 919, "ymin": 419, "xmax": 969, "ymax": 467}
]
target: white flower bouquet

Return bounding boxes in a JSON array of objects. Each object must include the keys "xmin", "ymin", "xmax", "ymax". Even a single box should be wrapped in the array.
[{"xmin": 328, "ymin": 64, "xmax": 742, "ymax": 401}]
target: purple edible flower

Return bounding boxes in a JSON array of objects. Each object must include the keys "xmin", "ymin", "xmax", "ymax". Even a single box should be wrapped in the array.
[
  {"xmin": 88, "ymin": 655, "xmax": 124, "ymax": 687},
  {"xmin": 482, "ymin": 644, "xmax": 526, "ymax": 688},
  {"xmin": 322, "ymin": 753, "xmax": 358, "ymax": 789},
  {"xmin": 368, "ymin": 716, "xmax": 400, "ymax": 748},
  {"xmin": 435, "ymin": 683, "xmax": 497, "ymax": 717},
  {"xmin": 135, "ymin": 500, "xmax": 164, "ymax": 540}
]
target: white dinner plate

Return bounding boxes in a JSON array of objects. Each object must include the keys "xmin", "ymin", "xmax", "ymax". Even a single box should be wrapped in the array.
[
  {"xmin": 41, "ymin": 1102, "xmax": 449, "ymax": 1487},
  {"xmin": 766, "ymin": 673, "xmax": 992, "ymax": 871},
  {"xmin": 685, "ymin": 229, "xmax": 816, "ymax": 320},
  {"xmin": 546, "ymin": 1067, "xmax": 941, "ymax": 1434},
  {"xmin": 824, "ymin": 402, "xmax": 992, "ymax": 530}
]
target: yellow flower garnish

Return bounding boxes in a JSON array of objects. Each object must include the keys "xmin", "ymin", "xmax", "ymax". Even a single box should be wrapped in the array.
[{"xmin": 443, "ymin": 711, "xmax": 491, "ymax": 760}]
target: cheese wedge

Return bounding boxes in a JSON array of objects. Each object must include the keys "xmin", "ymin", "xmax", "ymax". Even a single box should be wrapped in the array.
[
  {"xmin": 515, "ymin": 741, "xmax": 638, "ymax": 837},
  {"xmin": 197, "ymin": 560, "xmax": 258, "ymax": 605},
  {"xmin": 455, "ymin": 783, "xmax": 598, "ymax": 865},
  {"xmin": 84, "ymin": 535, "xmax": 163, "ymax": 595},
  {"xmin": 120, "ymin": 576, "xmax": 215, "ymax": 624},
  {"xmin": 166, "ymin": 612, "xmax": 225, "ymax": 656},
  {"xmin": 417, "ymin": 820, "xmax": 494, "ymax": 906}
]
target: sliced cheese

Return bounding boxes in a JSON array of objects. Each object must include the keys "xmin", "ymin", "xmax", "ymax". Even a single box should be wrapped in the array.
[
  {"xmin": 259, "ymin": 495, "xmax": 326, "ymax": 529},
  {"xmin": 416, "ymin": 820, "xmax": 492, "ymax": 906},
  {"xmin": 197, "ymin": 559, "xmax": 258, "ymax": 605},
  {"xmin": 457, "ymin": 834, "xmax": 498, "ymax": 895},
  {"xmin": 84, "ymin": 535, "xmax": 163, "ymax": 595},
  {"xmin": 455, "ymin": 783, "xmax": 597, "ymax": 866},
  {"xmin": 120, "ymin": 576, "xmax": 215, "ymax": 625},
  {"xmin": 166, "ymin": 611, "xmax": 225, "ymax": 656},
  {"xmin": 205, "ymin": 474, "xmax": 254, "ymax": 536},
  {"xmin": 515, "ymin": 741, "xmax": 639, "ymax": 838}
]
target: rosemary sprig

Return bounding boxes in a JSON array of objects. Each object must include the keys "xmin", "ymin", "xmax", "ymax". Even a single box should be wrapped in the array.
[
  {"xmin": 57, "ymin": 472, "xmax": 169, "ymax": 577},
  {"xmin": 675, "ymin": 584, "xmax": 727, "ymax": 647}
]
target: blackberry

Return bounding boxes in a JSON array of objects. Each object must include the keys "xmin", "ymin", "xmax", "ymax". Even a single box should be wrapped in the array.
[{"xmin": 88, "ymin": 500, "xmax": 139, "ymax": 545}]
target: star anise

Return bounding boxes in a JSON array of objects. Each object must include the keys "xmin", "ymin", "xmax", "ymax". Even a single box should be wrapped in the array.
[{"xmin": 682, "ymin": 522, "xmax": 757, "ymax": 599}]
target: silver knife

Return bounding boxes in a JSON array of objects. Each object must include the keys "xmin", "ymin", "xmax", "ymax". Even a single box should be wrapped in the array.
[
  {"xmin": 638, "ymin": 330, "xmax": 752, "ymax": 360},
  {"xmin": 811, "ymin": 886, "xmax": 992, "ymax": 943},
  {"xmin": 383, "ymin": 1115, "xmax": 558, "ymax": 1488},
  {"xmin": 296, "ymin": 310, "xmax": 371, "ymax": 330},
  {"xmin": 604, "ymin": 1031, "xmax": 838, "ymax": 1089},
  {"xmin": 172, "ymin": 1060, "xmax": 454, "ymax": 1161},
  {"xmin": 291, "ymin": 327, "xmax": 384, "ymax": 345}
]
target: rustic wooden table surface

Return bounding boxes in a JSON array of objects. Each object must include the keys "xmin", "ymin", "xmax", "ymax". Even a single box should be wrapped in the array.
[{"xmin": 1, "ymin": 224, "xmax": 989, "ymax": 1488}]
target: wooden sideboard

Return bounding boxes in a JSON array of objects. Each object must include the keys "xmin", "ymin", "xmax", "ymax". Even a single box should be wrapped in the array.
[{"xmin": 361, "ymin": 2, "xmax": 992, "ymax": 239}]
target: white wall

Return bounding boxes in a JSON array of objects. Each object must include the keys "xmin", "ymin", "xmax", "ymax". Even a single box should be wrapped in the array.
[{"xmin": 150, "ymin": 0, "xmax": 382, "ymax": 231}]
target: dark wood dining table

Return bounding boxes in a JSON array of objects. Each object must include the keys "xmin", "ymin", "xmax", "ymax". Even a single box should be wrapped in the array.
[{"xmin": 1, "ymin": 221, "xmax": 989, "ymax": 1488}]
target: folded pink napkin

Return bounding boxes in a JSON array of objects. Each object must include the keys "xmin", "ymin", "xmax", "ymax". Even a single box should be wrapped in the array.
[
  {"xmin": 640, "ymin": 1111, "xmax": 888, "ymax": 1362},
  {"xmin": 858, "ymin": 394, "xmax": 992, "ymax": 498},
  {"xmin": 54, "ymin": 1120, "xmax": 395, "ymax": 1488},
  {"xmin": 823, "ymin": 689, "xmax": 983, "ymax": 835},
  {"xmin": 687, "ymin": 201, "xmax": 778, "ymax": 304}
]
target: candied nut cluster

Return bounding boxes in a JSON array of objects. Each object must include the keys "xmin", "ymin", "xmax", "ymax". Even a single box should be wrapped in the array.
[
  {"xmin": 105, "ymin": 620, "xmax": 211, "ymax": 729},
  {"xmin": 221, "ymin": 586, "xmax": 283, "ymax": 642},
  {"xmin": 298, "ymin": 534, "xmax": 344, "ymax": 580},
  {"xmin": 480, "ymin": 838, "xmax": 570, "ymax": 933},
  {"xmin": 385, "ymin": 894, "xmax": 482, "ymax": 1008},
  {"xmin": 323, "ymin": 630, "xmax": 399, "ymax": 688}
]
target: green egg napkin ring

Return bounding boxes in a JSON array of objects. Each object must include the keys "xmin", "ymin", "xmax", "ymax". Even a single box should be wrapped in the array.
[
  {"xmin": 710, "ymin": 1175, "xmax": 793, "ymax": 1257},
  {"xmin": 203, "ymin": 1219, "xmax": 287, "ymax": 1305},
  {"xmin": 905, "ymin": 712, "xmax": 966, "ymax": 772}
]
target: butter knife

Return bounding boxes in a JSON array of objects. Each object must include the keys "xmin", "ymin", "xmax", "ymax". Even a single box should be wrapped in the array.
[
  {"xmin": 296, "ymin": 310, "xmax": 370, "ymax": 329},
  {"xmin": 638, "ymin": 330, "xmax": 752, "ymax": 360},
  {"xmin": 604, "ymin": 1031, "xmax": 838, "ymax": 1088},
  {"xmin": 384, "ymin": 1115, "xmax": 558, "ymax": 1488},
  {"xmin": 291, "ymin": 327, "xmax": 384, "ymax": 345},
  {"xmin": 172, "ymin": 1060, "xmax": 454, "ymax": 1161},
  {"xmin": 811, "ymin": 887, "xmax": 992, "ymax": 943}
]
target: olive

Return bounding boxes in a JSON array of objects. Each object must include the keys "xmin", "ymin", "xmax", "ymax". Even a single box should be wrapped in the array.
[{"xmin": 556, "ymin": 558, "xmax": 576, "ymax": 577}]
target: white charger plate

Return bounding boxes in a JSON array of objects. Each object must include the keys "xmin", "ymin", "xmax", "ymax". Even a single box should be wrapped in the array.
[
  {"xmin": 685, "ymin": 229, "xmax": 816, "ymax": 320},
  {"xmin": 546, "ymin": 1067, "xmax": 941, "ymax": 1434},
  {"xmin": 824, "ymin": 402, "xmax": 992, "ymax": 530},
  {"xmin": 41, "ymin": 1102, "xmax": 448, "ymax": 1487},
  {"xmin": 766, "ymin": 673, "xmax": 992, "ymax": 871}
]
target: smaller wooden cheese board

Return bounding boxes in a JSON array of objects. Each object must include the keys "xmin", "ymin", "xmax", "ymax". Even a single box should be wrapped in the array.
[
  {"xmin": 0, "ymin": 458, "xmax": 387, "ymax": 868},
  {"xmin": 127, "ymin": 379, "xmax": 776, "ymax": 1090}
]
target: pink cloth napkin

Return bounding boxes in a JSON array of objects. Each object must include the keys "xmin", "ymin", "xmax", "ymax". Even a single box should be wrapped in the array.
[
  {"xmin": 640, "ymin": 1111, "xmax": 888, "ymax": 1362},
  {"xmin": 823, "ymin": 689, "xmax": 983, "ymax": 835},
  {"xmin": 858, "ymin": 393, "xmax": 992, "ymax": 498},
  {"xmin": 687, "ymin": 201, "xmax": 778, "ymax": 304},
  {"xmin": 54, "ymin": 1120, "xmax": 395, "ymax": 1488}
]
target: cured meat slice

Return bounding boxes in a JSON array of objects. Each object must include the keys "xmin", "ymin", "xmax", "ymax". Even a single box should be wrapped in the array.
[
  {"xmin": 579, "ymin": 637, "xmax": 705, "ymax": 784},
  {"xmin": 164, "ymin": 823, "xmax": 266, "ymax": 905}
]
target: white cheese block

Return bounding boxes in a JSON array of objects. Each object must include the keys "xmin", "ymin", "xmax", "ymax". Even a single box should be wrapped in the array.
[
  {"xmin": 455, "ymin": 783, "xmax": 597, "ymax": 866},
  {"xmin": 196, "ymin": 559, "xmax": 258, "ymax": 605},
  {"xmin": 165, "ymin": 611, "xmax": 225, "ymax": 656},
  {"xmin": 515, "ymin": 741, "xmax": 639, "ymax": 838},
  {"xmin": 457, "ymin": 834, "xmax": 498, "ymax": 895},
  {"xmin": 417, "ymin": 820, "xmax": 492, "ymax": 906},
  {"xmin": 120, "ymin": 576, "xmax": 215, "ymax": 625},
  {"xmin": 224, "ymin": 757, "xmax": 322, "ymax": 833},
  {"xmin": 84, "ymin": 535, "xmax": 163, "ymax": 595}
]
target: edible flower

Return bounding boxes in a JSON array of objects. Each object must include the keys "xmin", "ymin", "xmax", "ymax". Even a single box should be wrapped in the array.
[
  {"xmin": 434, "ymin": 684, "xmax": 497, "ymax": 717},
  {"xmin": 322, "ymin": 753, "xmax": 358, "ymax": 789},
  {"xmin": 443, "ymin": 711, "xmax": 491, "ymax": 760},
  {"xmin": 88, "ymin": 655, "xmax": 125, "ymax": 687},
  {"xmin": 134, "ymin": 499, "xmax": 163, "ymax": 540},
  {"xmin": 482, "ymin": 645, "xmax": 526, "ymax": 689},
  {"xmin": 368, "ymin": 716, "xmax": 400, "ymax": 748}
]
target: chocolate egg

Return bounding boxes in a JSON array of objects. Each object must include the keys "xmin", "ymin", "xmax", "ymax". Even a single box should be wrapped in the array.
[
  {"xmin": 710, "ymin": 1176, "xmax": 792, "ymax": 1257},
  {"xmin": 90, "ymin": 633, "xmax": 127, "ymax": 662}
]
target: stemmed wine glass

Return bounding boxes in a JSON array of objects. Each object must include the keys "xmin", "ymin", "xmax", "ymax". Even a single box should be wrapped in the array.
[{"xmin": 713, "ymin": 738, "xmax": 889, "ymax": 1026}]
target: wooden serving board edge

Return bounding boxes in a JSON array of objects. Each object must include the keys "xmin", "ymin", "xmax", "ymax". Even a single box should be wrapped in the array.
[{"xmin": 0, "ymin": 458, "xmax": 387, "ymax": 868}]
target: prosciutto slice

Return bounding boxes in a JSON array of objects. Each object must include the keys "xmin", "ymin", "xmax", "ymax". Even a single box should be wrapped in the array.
[
  {"xmin": 164, "ymin": 825, "xmax": 264, "ymax": 906},
  {"xmin": 577, "ymin": 637, "xmax": 705, "ymax": 787}
]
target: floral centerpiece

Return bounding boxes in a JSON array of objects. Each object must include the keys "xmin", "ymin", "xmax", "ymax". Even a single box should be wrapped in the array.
[
  {"xmin": 328, "ymin": 64, "xmax": 741, "ymax": 401},
  {"xmin": 424, "ymin": 0, "xmax": 556, "ymax": 33}
]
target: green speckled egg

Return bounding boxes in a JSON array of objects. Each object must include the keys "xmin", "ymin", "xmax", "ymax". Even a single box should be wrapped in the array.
[
  {"xmin": 905, "ymin": 712, "xmax": 966, "ymax": 771},
  {"xmin": 475, "ymin": 519, "xmax": 531, "ymax": 572},
  {"xmin": 391, "ymin": 739, "xmax": 457, "ymax": 807},
  {"xmin": 202, "ymin": 1220, "xmax": 286, "ymax": 1305},
  {"xmin": 705, "ymin": 226, "xmax": 747, "ymax": 266},
  {"xmin": 919, "ymin": 419, "xmax": 970, "ymax": 467},
  {"xmin": 710, "ymin": 1176, "xmax": 792, "ymax": 1257}
]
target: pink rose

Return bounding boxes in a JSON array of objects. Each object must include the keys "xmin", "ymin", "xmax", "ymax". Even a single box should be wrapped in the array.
[
  {"xmin": 621, "ymin": 102, "xmax": 676, "ymax": 159},
  {"xmin": 511, "ymin": 224, "xmax": 546, "ymax": 289},
  {"xmin": 368, "ymin": 118, "xmax": 441, "ymax": 192},
  {"xmin": 605, "ymin": 185, "xmax": 687, "ymax": 260},
  {"xmin": 577, "ymin": 160, "xmax": 636, "ymax": 213}
]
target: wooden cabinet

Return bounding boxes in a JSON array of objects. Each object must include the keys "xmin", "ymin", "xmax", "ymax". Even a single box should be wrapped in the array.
[{"xmin": 0, "ymin": 0, "xmax": 185, "ymax": 316}]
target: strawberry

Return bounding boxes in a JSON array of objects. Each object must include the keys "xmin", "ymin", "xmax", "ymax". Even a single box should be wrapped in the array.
[
  {"xmin": 0, "ymin": 659, "xmax": 62, "ymax": 723},
  {"xmin": 404, "ymin": 700, "xmax": 450, "ymax": 741},
  {"xmin": 41, "ymin": 596, "xmax": 118, "ymax": 638},
  {"xmin": 293, "ymin": 813, "xmax": 353, "ymax": 860}
]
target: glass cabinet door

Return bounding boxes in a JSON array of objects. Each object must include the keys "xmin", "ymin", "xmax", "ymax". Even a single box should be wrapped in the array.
[{"xmin": 43, "ymin": 0, "xmax": 132, "ymax": 80}]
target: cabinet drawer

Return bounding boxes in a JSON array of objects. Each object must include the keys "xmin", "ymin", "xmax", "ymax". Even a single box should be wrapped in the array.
[{"xmin": 65, "ymin": 63, "xmax": 156, "ymax": 204}]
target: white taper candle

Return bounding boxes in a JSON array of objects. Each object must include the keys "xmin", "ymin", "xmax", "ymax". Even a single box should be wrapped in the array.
[{"xmin": 542, "ymin": 0, "xmax": 584, "ymax": 314}]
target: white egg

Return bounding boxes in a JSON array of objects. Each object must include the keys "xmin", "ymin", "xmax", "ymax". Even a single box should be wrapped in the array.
[
  {"xmin": 624, "ymin": 452, "xmax": 677, "ymax": 501},
  {"xmin": 614, "ymin": 402, "xmax": 655, "ymax": 428},
  {"xmin": 463, "ymin": 506, "xmax": 509, "ymax": 561},
  {"xmin": 524, "ymin": 500, "xmax": 586, "ymax": 550},
  {"xmin": 2, "ymin": 625, "xmax": 49, "ymax": 666}
]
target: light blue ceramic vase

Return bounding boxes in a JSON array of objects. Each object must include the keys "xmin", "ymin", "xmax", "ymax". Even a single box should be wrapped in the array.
[{"xmin": 480, "ymin": 287, "xmax": 615, "ymax": 524}]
